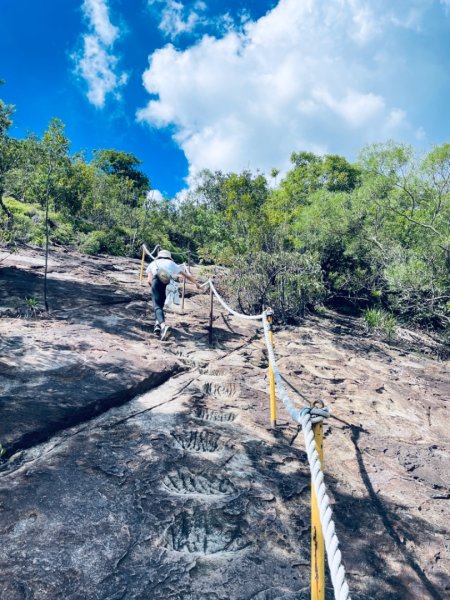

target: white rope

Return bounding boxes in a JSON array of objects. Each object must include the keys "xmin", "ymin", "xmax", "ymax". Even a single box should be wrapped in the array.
[
  {"xmin": 154, "ymin": 266, "xmax": 351, "ymax": 599},
  {"xmin": 142, "ymin": 243, "xmax": 160, "ymax": 259},
  {"xmin": 204, "ymin": 279, "xmax": 265, "ymax": 321},
  {"xmin": 299, "ymin": 409, "xmax": 351, "ymax": 600},
  {"xmin": 262, "ymin": 313, "xmax": 306, "ymax": 422},
  {"xmin": 261, "ymin": 312, "xmax": 351, "ymax": 600}
]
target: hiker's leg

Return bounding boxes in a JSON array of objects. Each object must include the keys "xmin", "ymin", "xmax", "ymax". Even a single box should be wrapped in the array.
[{"xmin": 152, "ymin": 278, "xmax": 167, "ymax": 324}]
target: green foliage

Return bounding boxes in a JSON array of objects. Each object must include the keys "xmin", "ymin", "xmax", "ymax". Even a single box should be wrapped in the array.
[
  {"xmin": 363, "ymin": 308, "xmax": 384, "ymax": 329},
  {"xmin": 356, "ymin": 142, "xmax": 450, "ymax": 326},
  {"xmin": 228, "ymin": 251, "xmax": 325, "ymax": 323},
  {"xmin": 0, "ymin": 196, "xmax": 75, "ymax": 246},
  {"xmin": 79, "ymin": 231, "xmax": 107, "ymax": 255},
  {"xmin": 383, "ymin": 313, "xmax": 397, "ymax": 340},
  {"xmin": 14, "ymin": 295, "xmax": 43, "ymax": 319},
  {"xmin": 3, "ymin": 196, "xmax": 39, "ymax": 217},
  {"xmin": 363, "ymin": 308, "xmax": 397, "ymax": 339},
  {"xmin": 278, "ymin": 151, "xmax": 361, "ymax": 210},
  {"xmin": 0, "ymin": 81, "xmax": 17, "ymax": 220},
  {"xmin": 23, "ymin": 296, "xmax": 40, "ymax": 316},
  {"xmin": 0, "ymin": 99, "xmax": 14, "ymax": 136},
  {"xmin": 175, "ymin": 197, "xmax": 228, "ymax": 264},
  {"xmin": 178, "ymin": 169, "xmax": 271, "ymax": 261},
  {"xmin": 93, "ymin": 149, "xmax": 150, "ymax": 199},
  {"xmin": 0, "ymin": 81, "xmax": 448, "ymax": 335},
  {"xmin": 79, "ymin": 229, "xmax": 126, "ymax": 256}
]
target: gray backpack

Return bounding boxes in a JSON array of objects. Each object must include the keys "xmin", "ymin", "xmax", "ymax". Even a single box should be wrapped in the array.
[{"xmin": 155, "ymin": 260, "xmax": 171, "ymax": 284}]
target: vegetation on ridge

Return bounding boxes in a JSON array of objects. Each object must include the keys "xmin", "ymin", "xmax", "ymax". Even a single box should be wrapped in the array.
[{"xmin": 1, "ymin": 82, "xmax": 449, "ymax": 334}]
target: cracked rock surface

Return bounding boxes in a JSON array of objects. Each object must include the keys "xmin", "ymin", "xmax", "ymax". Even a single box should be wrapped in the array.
[{"xmin": 0, "ymin": 247, "xmax": 449, "ymax": 600}]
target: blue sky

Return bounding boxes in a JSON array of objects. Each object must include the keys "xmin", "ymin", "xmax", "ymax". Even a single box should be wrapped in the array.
[{"xmin": 1, "ymin": 0, "xmax": 450, "ymax": 199}]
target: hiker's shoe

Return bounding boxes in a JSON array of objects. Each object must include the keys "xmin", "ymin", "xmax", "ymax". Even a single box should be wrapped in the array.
[
  {"xmin": 160, "ymin": 324, "xmax": 171, "ymax": 341},
  {"xmin": 154, "ymin": 323, "xmax": 162, "ymax": 337}
]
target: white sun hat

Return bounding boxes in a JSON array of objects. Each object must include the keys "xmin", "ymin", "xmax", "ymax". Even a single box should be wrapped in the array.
[{"xmin": 157, "ymin": 249, "xmax": 172, "ymax": 259}]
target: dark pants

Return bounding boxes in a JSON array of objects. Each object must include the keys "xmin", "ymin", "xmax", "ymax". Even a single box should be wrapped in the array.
[{"xmin": 152, "ymin": 277, "xmax": 167, "ymax": 324}]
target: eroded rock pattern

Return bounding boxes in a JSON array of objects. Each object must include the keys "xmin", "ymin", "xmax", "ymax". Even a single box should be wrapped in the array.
[{"xmin": 0, "ymin": 247, "xmax": 449, "ymax": 599}]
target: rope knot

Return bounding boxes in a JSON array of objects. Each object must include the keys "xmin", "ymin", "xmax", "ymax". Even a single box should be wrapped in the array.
[{"xmin": 299, "ymin": 402, "xmax": 331, "ymax": 425}]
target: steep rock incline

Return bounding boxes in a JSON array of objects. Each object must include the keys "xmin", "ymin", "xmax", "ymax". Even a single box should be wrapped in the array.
[
  {"xmin": 271, "ymin": 316, "xmax": 450, "ymax": 600},
  {"xmin": 0, "ymin": 247, "xmax": 448, "ymax": 600},
  {"xmin": 0, "ymin": 249, "xmax": 183, "ymax": 457}
]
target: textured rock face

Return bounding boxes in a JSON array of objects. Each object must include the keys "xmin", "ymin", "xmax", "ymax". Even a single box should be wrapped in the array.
[
  {"xmin": 0, "ymin": 251, "xmax": 182, "ymax": 456},
  {"xmin": 0, "ymin": 247, "xmax": 449, "ymax": 600}
]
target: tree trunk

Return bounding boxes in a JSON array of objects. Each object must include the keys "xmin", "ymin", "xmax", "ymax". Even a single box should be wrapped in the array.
[
  {"xmin": 0, "ymin": 186, "xmax": 13, "ymax": 218},
  {"xmin": 44, "ymin": 192, "xmax": 50, "ymax": 311},
  {"xmin": 43, "ymin": 167, "xmax": 53, "ymax": 312}
]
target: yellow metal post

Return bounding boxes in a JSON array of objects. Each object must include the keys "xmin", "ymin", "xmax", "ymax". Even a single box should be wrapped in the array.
[
  {"xmin": 139, "ymin": 247, "xmax": 146, "ymax": 284},
  {"xmin": 208, "ymin": 286, "xmax": 214, "ymax": 345},
  {"xmin": 267, "ymin": 310, "xmax": 276, "ymax": 428},
  {"xmin": 181, "ymin": 276, "xmax": 186, "ymax": 313},
  {"xmin": 311, "ymin": 421, "xmax": 325, "ymax": 600}
]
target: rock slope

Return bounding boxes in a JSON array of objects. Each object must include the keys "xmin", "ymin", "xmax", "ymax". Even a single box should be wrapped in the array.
[{"xmin": 0, "ymin": 247, "xmax": 449, "ymax": 600}]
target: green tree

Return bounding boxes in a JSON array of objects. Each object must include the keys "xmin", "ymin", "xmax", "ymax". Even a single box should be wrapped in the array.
[
  {"xmin": 37, "ymin": 118, "xmax": 71, "ymax": 309},
  {"xmin": 4, "ymin": 135, "xmax": 44, "ymax": 204},
  {"xmin": 92, "ymin": 149, "xmax": 150, "ymax": 203},
  {"xmin": 176, "ymin": 169, "xmax": 270, "ymax": 262},
  {"xmin": 263, "ymin": 152, "xmax": 361, "ymax": 246},
  {"xmin": 222, "ymin": 171, "xmax": 269, "ymax": 253},
  {"xmin": 358, "ymin": 142, "xmax": 450, "ymax": 325},
  {"xmin": 280, "ymin": 151, "xmax": 361, "ymax": 208},
  {"xmin": 229, "ymin": 250, "xmax": 324, "ymax": 323},
  {"xmin": 0, "ymin": 81, "xmax": 16, "ymax": 219},
  {"xmin": 174, "ymin": 196, "xmax": 228, "ymax": 263}
]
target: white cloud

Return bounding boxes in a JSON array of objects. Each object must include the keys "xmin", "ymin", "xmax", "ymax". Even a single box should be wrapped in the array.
[
  {"xmin": 149, "ymin": 0, "xmax": 207, "ymax": 39},
  {"xmin": 137, "ymin": 0, "xmax": 433, "ymax": 186},
  {"xmin": 76, "ymin": 35, "xmax": 127, "ymax": 108},
  {"xmin": 74, "ymin": 0, "xmax": 127, "ymax": 108},
  {"xmin": 82, "ymin": 0, "xmax": 119, "ymax": 45},
  {"xmin": 384, "ymin": 108, "xmax": 407, "ymax": 131},
  {"xmin": 147, "ymin": 189, "xmax": 165, "ymax": 202},
  {"xmin": 312, "ymin": 89, "xmax": 385, "ymax": 127},
  {"xmin": 346, "ymin": 0, "xmax": 435, "ymax": 36}
]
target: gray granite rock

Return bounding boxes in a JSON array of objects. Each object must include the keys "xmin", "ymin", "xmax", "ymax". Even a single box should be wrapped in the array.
[{"xmin": 0, "ymin": 247, "xmax": 449, "ymax": 599}]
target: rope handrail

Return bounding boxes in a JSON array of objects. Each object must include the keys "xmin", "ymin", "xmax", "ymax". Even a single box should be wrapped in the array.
[
  {"xmin": 142, "ymin": 243, "xmax": 161, "ymax": 259},
  {"xmin": 262, "ymin": 312, "xmax": 307, "ymax": 422},
  {"xmin": 204, "ymin": 279, "xmax": 265, "ymax": 321},
  {"xmin": 299, "ymin": 408, "xmax": 351, "ymax": 600},
  {"xmin": 139, "ymin": 260, "xmax": 351, "ymax": 599},
  {"xmin": 199, "ymin": 280, "xmax": 351, "ymax": 600},
  {"xmin": 261, "ymin": 312, "xmax": 351, "ymax": 600}
]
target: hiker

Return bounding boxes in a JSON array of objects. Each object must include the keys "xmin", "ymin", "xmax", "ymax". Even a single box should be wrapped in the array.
[{"xmin": 147, "ymin": 249, "xmax": 201, "ymax": 340}]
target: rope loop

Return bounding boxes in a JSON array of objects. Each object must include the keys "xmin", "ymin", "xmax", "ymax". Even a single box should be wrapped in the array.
[
  {"xmin": 142, "ymin": 243, "xmax": 161, "ymax": 259},
  {"xmin": 207, "ymin": 279, "xmax": 265, "ymax": 321}
]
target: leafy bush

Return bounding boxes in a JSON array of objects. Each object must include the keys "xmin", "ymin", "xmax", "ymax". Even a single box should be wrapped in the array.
[
  {"xmin": 79, "ymin": 231, "xmax": 107, "ymax": 255},
  {"xmin": 363, "ymin": 308, "xmax": 397, "ymax": 339},
  {"xmin": 0, "ymin": 197, "xmax": 39, "ymax": 245},
  {"xmin": 16, "ymin": 295, "xmax": 43, "ymax": 319},
  {"xmin": 226, "ymin": 251, "xmax": 324, "ymax": 324},
  {"xmin": 0, "ymin": 197, "xmax": 75, "ymax": 247},
  {"xmin": 4, "ymin": 196, "xmax": 39, "ymax": 217},
  {"xmin": 79, "ymin": 228, "xmax": 125, "ymax": 255}
]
